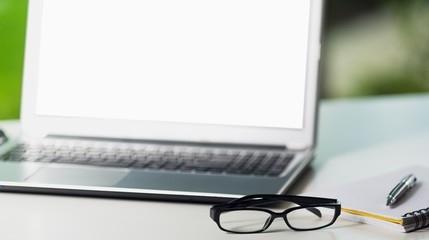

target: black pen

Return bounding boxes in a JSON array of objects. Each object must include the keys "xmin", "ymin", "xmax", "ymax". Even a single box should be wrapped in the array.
[{"xmin": 386, "ymin": 174, "xmax": 417, "ymax": 206}]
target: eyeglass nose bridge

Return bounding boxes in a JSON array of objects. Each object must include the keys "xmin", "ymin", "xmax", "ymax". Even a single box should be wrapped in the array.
[
  {"xmin": 280, "ymin": 209, "xmax": 298, "ymax": 230},
  {"xmin": 262, "ymin": 211, "xmax": 288, "ymax": 231}
]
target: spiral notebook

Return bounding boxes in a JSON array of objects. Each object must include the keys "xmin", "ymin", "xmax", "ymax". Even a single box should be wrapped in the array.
[{"xmin": 311, "ymin": 166, "xmax": 429, "ymax": 232}]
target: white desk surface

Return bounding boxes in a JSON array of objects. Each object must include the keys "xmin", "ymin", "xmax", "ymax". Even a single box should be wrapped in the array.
[{"xmin": 1, "ymin": 93, "xmax": 429, "ymax": 240}]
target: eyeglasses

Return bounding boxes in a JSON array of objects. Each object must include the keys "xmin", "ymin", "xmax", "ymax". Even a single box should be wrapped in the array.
[{"xmin": 210, "ymin": 194, "xmax": 341, "ymax": 234}]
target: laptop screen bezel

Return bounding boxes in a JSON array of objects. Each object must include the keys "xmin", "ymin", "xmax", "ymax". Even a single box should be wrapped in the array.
[{"xmin": 21, "ymin": 0, "xmax": 322, "ymax": 149}]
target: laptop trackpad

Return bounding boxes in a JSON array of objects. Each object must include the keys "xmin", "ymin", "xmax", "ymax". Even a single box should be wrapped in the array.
[{"xmin": 27, "ymin": 166, "xmax": 128, "ymax": 186}]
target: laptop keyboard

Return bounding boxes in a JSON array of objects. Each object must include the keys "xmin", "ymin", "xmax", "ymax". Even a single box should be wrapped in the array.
[{"xmin": 1, "ymin": 143, "xmax": 294, "ymax": 177}]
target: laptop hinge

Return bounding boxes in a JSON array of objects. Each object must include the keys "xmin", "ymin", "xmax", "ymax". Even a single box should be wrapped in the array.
[{"xmin": 46, "ymin": 135, "xmax": 287, "ymax": 151}]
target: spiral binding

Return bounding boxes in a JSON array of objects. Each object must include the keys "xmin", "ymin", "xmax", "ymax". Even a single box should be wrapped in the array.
[{"xmin": 402, "ymin": 207, "xmax": 429, "ymax": 231}]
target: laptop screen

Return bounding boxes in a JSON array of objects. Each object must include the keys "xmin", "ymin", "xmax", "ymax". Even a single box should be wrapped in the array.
[{"xmin": 35, "ymin": 0, "xmax": 311, "ymax": 130}]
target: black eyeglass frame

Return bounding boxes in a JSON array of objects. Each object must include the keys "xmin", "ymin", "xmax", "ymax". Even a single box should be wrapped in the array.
[{"xmin": 210, "ymin": 194, "xmax": 341, "ymax": 234}]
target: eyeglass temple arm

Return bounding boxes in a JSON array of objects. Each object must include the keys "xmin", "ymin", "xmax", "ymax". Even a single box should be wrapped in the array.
[{"xmin": 224, "ymin": 198, "xmax": 322, "ymax": 218}]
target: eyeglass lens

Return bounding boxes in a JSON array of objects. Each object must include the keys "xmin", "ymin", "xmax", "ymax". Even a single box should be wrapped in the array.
[
  {"xmin": 219, "ymin": 206, "xmax": 336, "ymax": 233},
  {"xmin": 219, "ymin": 210, "xmax": 271, "ymax": 233},
  {"xmin": 286, "ymin": 206, "xmax": 336, "ymax": 230}
]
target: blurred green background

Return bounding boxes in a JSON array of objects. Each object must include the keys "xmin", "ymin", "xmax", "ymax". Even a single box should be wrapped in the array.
[
  {"xmin": 322, "ymin": 0, "xmax": 429, "ymax": 98},
  {"xmin": 0, "ymin": 0, "xmax": 27, "ymax": 119},
  {"xmin": 0, "ymin": 0, "xmax": 428, "ymax": 119}
]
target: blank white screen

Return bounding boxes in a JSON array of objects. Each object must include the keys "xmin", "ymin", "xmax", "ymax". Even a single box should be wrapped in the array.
[{"xmin": 36, "ymin": 0, "xmax": 310, "ymax": 129}]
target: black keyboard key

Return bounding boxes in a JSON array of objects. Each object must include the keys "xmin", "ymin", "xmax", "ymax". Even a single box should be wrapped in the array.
[
  {"xmin": 147, "ymin": 154, "xmax": 162, "ymax": 162},
  {"xmin": 41, "ymin": 150, "xmax": 57, "ymax": 157},
  {"xmin": 267, "ymin": 167, "xmax": 285, "ymax": 176},
  {"xmin": 71, "ymin": 152, "xmax": 86, "ymax": 158},
  {"xmin": 265, "ymin": 154, "xmax": 295, "ymax": 176},
  {"xmin": 163, "ymin": 161, "xmax": 182, "ymax": 170},
  {"xmin": 73, "ymin": 157, "xmax": 90, "ymax": 164},
  {"xmin": 39, "ymin": 156, "xmax": 57, "ymax": 163},
  {"xmin": 274, "ymin": 154, "xmax": 294, "ymax": 167},
  {"xmin": 185, "ymin": 160, "xmax": 231, "ymax": 170},
  {"xmin": 243, "ymin": 154, "xmax": 266, "ymax": 170},
  {"xmin": 179, "ymin": 156, "xmax": 194, "ymax": 163},
  {"xmin": 145, "ymin": 160, "xmax": 166, "ymax": 169},
  {"xmin": 25, "ymin": 156, "xmax": 41, "ymax": 162},
  {"xmin": 91, "ymin": 160, "xmax": 133, "ymax": 168},
  {"xmin": 55, "ymin": 156, "xmax": 76, "ymax": 163},
  {"xmin": 131, "ymin": 159, "xmax": 151, "ymax": 168},
  {"xmin": 193, "ymin": 153, "xmax": 212, "ymax": 161},
  {"xmin": 3, "ymin": 155, "xmax": 22, "ymax": 161}
]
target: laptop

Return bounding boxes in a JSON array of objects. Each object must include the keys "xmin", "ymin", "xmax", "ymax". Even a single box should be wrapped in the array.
[{"xmin": 0, "ymin": 0, "xmax": 323, "ymax": 202}]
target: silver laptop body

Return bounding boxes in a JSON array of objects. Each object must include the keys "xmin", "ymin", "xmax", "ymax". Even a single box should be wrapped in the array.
[{"xmin": 0, "ymin": 0, "xmax": 323, "ymax": 202}]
